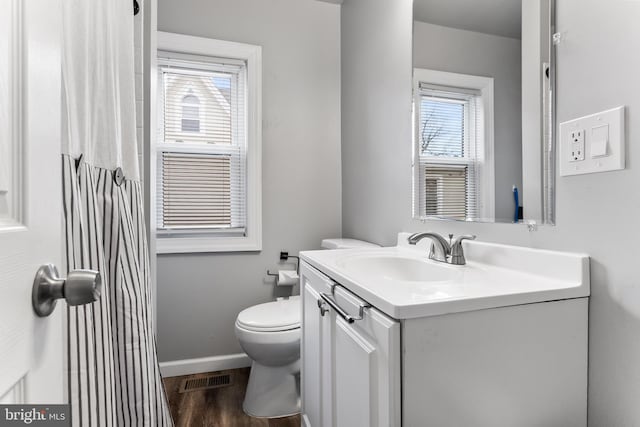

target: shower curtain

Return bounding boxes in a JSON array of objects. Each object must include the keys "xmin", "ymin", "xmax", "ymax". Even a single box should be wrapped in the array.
[{"xmin": 61, "ymin": 0, "xmax": 172, "ymax": 426}]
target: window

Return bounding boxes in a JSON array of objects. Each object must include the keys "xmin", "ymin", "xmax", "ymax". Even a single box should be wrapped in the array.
[
  {"xmin": 155, "ymin": 32, "xmax": 262, "ymax": 253},
  {"xmin": 413, "ymin": 69, "xmax": 494, "ymax": 221},
  {"xmin": 181, "ymin": 93, "xmax": 200, "ymax": 132}
]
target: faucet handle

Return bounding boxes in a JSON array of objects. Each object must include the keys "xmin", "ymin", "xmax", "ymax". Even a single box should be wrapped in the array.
[
  {"xmin": 452, "ymin": 234, "xmax": 476, "ymax": 247},
  {"xmin": 450, "ymin": 235, "xmax": 476, "ymax": 265}
]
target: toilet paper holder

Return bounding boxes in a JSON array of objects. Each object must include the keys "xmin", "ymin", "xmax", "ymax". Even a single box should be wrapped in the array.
[{"xmin": 267, "ymin": 251, "xmax": 300, "ymax": 285}]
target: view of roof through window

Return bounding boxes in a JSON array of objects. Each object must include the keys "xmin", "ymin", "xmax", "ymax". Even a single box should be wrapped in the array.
[{"xmin": 163, "ymin": 70, "xmax": 237, "ymax": 145}]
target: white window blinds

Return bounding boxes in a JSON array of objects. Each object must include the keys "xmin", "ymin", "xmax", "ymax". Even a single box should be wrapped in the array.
[
  {"xmin": 417, "ymin": 83, "xmax": 484, "ymax": 220},
  {"xmin": 157, "ymin": 55, "xmax": 247, "ymax": 234}
]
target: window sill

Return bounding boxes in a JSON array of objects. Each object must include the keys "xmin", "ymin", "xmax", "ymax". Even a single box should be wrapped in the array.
[{"xmin": 156, "ymin": 234, "xmax": 262, "ymax": 254}]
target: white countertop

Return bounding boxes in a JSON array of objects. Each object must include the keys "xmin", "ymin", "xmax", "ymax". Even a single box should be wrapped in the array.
[{"xmin": 300, "ymin": 233, "xmax": 590, "ymax": 319}]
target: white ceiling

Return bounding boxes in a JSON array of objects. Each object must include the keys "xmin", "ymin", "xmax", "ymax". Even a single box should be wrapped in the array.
[{"xmin": 413, "ymin": 0, "xmax": 522, "ymax": 39}]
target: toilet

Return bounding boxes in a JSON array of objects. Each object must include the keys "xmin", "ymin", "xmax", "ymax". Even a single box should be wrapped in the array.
[
  {"xmin": 235, "ymin": 238, "xmax": 379, "ymax": 418},
  {"xmin": 235, "ymin": 297, "xmax": 302, "ymax": 418}
]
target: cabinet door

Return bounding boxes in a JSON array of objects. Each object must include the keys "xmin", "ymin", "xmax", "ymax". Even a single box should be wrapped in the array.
[
  {"xmin": 301, "ymin": 263, "xmax": 334, "ymax": 427},
  {"xmin": 332, "ymin": 287, "xmax": 401, "ymax": 427},
  {"xmin": 301, "ymin": 261, "xmax": 401, "ymax": 427}
]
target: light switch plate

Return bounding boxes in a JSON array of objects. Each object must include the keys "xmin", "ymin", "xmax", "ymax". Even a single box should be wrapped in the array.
[{"xmin": 559, "ymin": 106, "xmax": 625, "ymax": 176}]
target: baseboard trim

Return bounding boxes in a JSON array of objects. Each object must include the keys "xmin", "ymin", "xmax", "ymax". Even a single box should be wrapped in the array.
[{"xmin": 159, "ymin": 353, "xmax": 251, "ymax": 378}]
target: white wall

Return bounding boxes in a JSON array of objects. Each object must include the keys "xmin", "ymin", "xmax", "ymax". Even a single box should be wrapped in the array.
[
  {"xmin": 134, "ymin": 1, "xmax": 144, "ymax": 177},
  {"xmin": 413, "ymin": 21, "xmax": 522, "ymax": 221},
  {"xmin": 521, "ymin": 0, "xmax": 550, "ymax": 220},
  {"xmin": 342, "ymin": 0, "xmax": 640, "ymax": 424},
  {"xmin": 155, "ymin": 0, "xmax": 341, "ymax": 362},
  {"xmin": 142, "ymin": 0, "xmax": 157, "ymax": 324}
]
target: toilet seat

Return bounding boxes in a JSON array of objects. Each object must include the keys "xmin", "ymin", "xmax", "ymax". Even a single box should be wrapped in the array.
[{"xmin": 236, "ymin": 296, "xmax": 301, "ymax": 332}]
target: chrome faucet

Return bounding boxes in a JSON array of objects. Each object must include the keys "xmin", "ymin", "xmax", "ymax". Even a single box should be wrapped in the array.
[
  {"xmin": 407, "ymin": 232, "xmax": 476, "ymax": 265},
  {"xmin": 407, "ymin": 232, "xmax": 451, "ymax": 262}
]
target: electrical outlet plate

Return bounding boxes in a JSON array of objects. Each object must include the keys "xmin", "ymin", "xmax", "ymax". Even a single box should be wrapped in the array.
[
  {"xmin": 559, "ymin": 106, "xmax": 625, "ymax": 177},
  {"xmin": 568, "ymin": 129, "xmax": 585, "ymax": 162}
]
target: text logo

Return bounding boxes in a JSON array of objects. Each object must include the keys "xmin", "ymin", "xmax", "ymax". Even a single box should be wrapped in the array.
[{"xmin": 0, "ymin": 406, "xmax": 69, "ymax": 427}]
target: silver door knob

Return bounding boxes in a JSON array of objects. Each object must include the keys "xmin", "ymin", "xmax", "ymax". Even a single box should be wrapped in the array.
[{"xmin": 32, "ymin": 264, "xmax": 102, "ymax": 317}]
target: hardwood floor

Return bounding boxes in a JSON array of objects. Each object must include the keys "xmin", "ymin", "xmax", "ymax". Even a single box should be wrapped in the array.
[{"xmin": 163, "ymin": 368, "xmax": 301, "ymax": 427}]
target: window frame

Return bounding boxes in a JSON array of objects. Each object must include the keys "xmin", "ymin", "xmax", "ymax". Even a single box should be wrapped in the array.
[
  {"xmin": 413, "ymin": 68, "xmax": 495, "ymax": 222},
  {"xmin": 154, "ymin": 32, "xmax": 262, "ymax": 253}
]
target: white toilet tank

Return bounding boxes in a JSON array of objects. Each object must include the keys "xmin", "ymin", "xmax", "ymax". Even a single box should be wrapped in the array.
[{"xmin": 320, "ymin": 238, "xmax": 380, "ymax": 250}]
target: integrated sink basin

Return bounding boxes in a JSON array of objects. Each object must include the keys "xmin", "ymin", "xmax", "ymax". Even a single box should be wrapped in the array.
[
  {"xmin": 336, "ymin": 255, "xmax": 460, "ymax": 283},
  {"xmin": 300, "ymin": 232, "xmax": 590, "ymax": 319}
]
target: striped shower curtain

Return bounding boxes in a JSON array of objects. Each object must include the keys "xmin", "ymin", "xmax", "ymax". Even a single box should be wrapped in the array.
[
  {"xmin": 61, "ymin": 0, "xmax": 173, "ymax": 425},
  {"xmin": 62, "ymin": 158, "xmax": 173, "ymax": 426}
]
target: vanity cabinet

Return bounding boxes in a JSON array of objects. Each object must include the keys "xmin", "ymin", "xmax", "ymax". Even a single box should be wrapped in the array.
[
  {"xmin": 300, "ymin": 257, "xmax": 588, "ymax": 427},
  {"xmin": 301, "ymin": 262, "xmax": 401, "ymax": 427}
]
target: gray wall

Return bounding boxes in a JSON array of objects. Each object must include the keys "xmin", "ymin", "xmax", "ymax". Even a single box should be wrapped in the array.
[
  {"xmin": 413, "ymin": 21, "xmax": 523, "ymax": 221},
  {"xmin": 156, "ymin": 0, "xmax": 341, "ymax": 361},
  {"xmin": 342, "ymin": 0, "xmax": 640, "ymax": 424},
  {"xmin": 341, "ymin": 0, "xmax": 414, "ymax": 244}
]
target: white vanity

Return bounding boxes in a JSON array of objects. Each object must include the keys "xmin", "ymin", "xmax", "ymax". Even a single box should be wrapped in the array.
[{"xmin": 299, "ymin": 233, "xmax": 590, "ymax": 427}]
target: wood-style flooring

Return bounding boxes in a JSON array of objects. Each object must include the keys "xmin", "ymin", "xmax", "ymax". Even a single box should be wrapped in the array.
[{"xmin": 163, "ymin": 368, "xmax": 301, "ymax": 427}]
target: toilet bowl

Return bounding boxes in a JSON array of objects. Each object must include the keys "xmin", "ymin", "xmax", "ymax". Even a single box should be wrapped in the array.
[
  {"xmin": 235, "ymin": 296, "xmax": 301, "ymax": 418},
  {"xmin": 235, "ymin": 238, "xmax": 379, "ymax": 418}
]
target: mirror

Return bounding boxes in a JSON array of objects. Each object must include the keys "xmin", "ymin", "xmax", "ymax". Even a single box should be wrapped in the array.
[{"xmin": 412, "ymin": 0, "xmax": 555, "ymax": 224}]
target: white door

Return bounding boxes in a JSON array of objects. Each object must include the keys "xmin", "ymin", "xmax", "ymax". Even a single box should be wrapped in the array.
[{"xmin": 0, "ymin": 0, "xmax": 65, "ymax": 404}]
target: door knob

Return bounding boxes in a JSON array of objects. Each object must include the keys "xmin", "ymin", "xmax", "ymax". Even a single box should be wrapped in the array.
[{"xmin": 32, "ymin": 264, "xmax": 102, "ymax": 317}]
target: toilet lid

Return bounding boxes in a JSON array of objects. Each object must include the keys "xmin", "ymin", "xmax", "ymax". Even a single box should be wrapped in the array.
[{"xmin": 236, "ymin": 296, "xmax": 301, "ymax": 332}]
